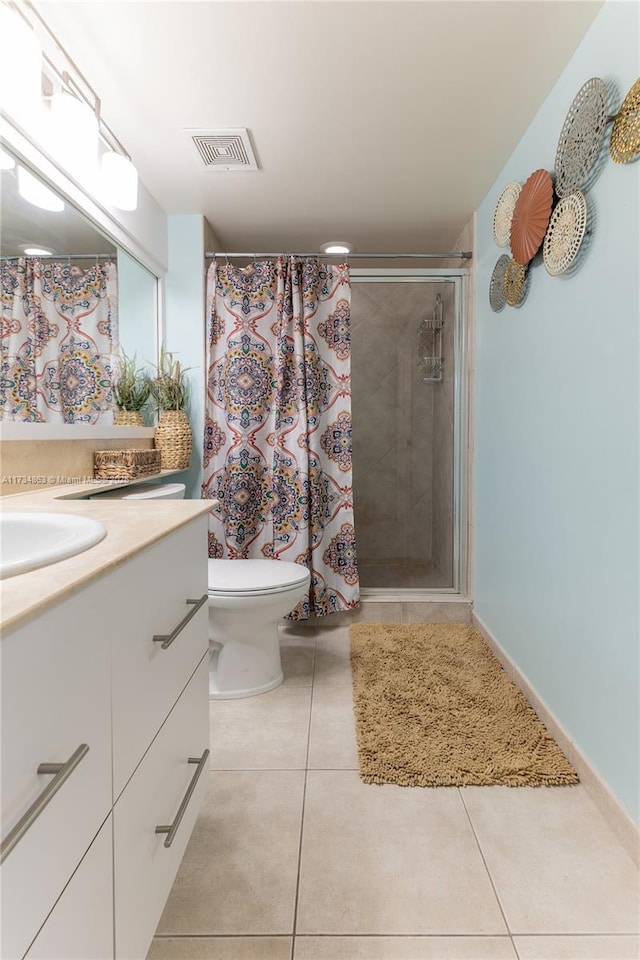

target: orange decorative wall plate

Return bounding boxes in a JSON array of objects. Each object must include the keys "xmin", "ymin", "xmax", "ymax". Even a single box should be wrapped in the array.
[{"xmin": 510, "ymin": 169, "xmax": 554, "ymax": 265}]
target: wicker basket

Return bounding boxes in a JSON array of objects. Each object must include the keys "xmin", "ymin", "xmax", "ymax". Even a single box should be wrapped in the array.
[
  {"xmin": 94, "ymin": 448, "xmax": 161, "ymax": 480},
  {"xmin": 113, "ymin": 410, "xmax": 146, "ymax": 427},
  {"xmin": 154, "ymin": 410, "xmax": 192, "ymax": 469}
]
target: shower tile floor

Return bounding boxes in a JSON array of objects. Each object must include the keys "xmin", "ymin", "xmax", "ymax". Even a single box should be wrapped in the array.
[{"xmin": 147, "ymin": 619, "xmax": 640, "ymax": 960}]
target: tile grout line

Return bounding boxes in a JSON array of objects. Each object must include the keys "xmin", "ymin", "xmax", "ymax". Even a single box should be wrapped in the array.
[
  {"xmin": 289, "ymin": 630, "xmax": 317, "ymax": 960},
  {"xmin": 457, "ymin": 787, "xmax": 521, "ymax": 960}
]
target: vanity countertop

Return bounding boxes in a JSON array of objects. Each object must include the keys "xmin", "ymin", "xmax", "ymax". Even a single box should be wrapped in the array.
[{"xmin": 0, "ymin": 480, "xmax": 216, "ymax": 632}]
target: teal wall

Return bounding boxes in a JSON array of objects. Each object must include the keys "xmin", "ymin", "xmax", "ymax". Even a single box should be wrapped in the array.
[
  {"xmin": 164, "ymin": 215, "xmax": 207, "ymax": 499},
  {"xmin": 473, "ymin": 1, "xmax": 639, "ymax": 822}
]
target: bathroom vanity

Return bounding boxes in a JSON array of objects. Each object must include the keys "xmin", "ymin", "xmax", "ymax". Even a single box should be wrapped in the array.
[{"xmin": 0, "ymin": 485, "xmax": 213, "ymax": 959}]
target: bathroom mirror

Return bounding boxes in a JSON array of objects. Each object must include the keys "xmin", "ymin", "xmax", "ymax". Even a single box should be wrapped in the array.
[{"xmin": 0, "ymin": 144, "xmax": 159, "ymax": 423}]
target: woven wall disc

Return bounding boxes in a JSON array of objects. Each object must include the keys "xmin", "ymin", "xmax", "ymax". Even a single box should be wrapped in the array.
[
  {"xmin": 555, "ymin": 78, "xmax": 608, "ymax": 196},
  {"xmin": 493, "ymin": 181, "xmax": 521, "ymax": 247},
  {"xmin": 610, "ymin": 77, "xmax": 640, "ymax": 164},
  {"xmin": 543, "ymin": 190, "xmax": 588, "ymax": 276},
  {"xmin": 489, "ymin": 254, "xmax": 511, "ymax": 311},
  {"xmin": 510, "ymin": 169, "xmax": 554, "ymax": 265},
  {"xmin": 503, "ymin": 259, "xmax": 527, "ymax": 307}
]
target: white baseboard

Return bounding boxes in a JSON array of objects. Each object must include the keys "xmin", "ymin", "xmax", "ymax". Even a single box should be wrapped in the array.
[{"xmin": 472, "ymin": 612, "xmax": 640, "ymax": 867}]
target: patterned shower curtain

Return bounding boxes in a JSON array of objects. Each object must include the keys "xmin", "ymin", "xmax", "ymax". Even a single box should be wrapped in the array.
[
  {"xmin": 1, "ymin": 257, "xmax": 118, "ymax": 423},
  {"xmin": 202, "ymin": 256, "xmax": 359, "ymax": 618}
]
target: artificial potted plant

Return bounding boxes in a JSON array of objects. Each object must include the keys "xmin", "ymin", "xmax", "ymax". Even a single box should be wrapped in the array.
[
  {"xmin": 112, "ymin": 352, "xmax": 151, "ymax": 426},
  {"xmin": 150, "ymin": 347, "xmax": 193, "ymax": 469}
]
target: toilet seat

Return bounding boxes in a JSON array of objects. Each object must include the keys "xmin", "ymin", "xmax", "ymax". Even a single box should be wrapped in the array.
[{"xmin": 208, "ymin": 558, "xmax": 310, "ymax": 596}]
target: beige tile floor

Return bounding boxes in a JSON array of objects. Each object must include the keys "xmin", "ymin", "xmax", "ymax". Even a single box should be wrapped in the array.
[{"xmin": 148, "ymin": 620, "xmax": 640, "ymax": 960}]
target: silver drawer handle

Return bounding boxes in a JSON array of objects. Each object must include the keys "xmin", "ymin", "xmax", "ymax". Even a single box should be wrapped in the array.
[
  {"xmin": 155, "ymin": 749, "xmax": 209, "ymax": 848},
  {"xmin": 153, "ymin": 594, "xmax": 208, "ymax": 650},
  {"xmin": 0, "ymin": 744, "xmax": 89, "ymax": 864}
]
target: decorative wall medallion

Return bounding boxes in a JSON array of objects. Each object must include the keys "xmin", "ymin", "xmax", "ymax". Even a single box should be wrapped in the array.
[
  {"xmin": 555, "ymin": 78, "xmax": 608, "ymax": 196},
  {"xmin": 489, "ymin": 254, "xmax": 511, "ymax": 311},
  {"xmin": 610, "ymin": 77, "xmax": 640, "ymax": 164},
  {"xmin": 493, "ymin": 181, "xmax": 522, "ymax": 247},
  {"xmin": 510, "ymin": 169, "xmax": 554, "ymax": 265},
  {"xmin": 503, "ymin": 259, "xmax": 527, "ymax": 307},
  {"xmin": 543, "ymin": 190, "xmax": 588, "ymax": 276}
]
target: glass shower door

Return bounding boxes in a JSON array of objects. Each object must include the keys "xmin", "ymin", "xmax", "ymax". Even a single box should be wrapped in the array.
[{"xmin": 349, "ymin": 271, "xmax": 466, "ymax": 593}]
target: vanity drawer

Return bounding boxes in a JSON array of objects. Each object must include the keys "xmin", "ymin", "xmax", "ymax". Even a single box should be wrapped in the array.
[
  {"xmin": 25, "ymin": 814, "xmax": 114, "ymax": 960},
  {"xmin": 0, "ymin": 585, "xmax": 112, "ymax": 960},
  {"xmin": 109, "ymin": 515, "xmax": 209, "ymax": 798},
  {"xmin": 113, "ymin": 653, "xmax": 210, "ymax": 960}
]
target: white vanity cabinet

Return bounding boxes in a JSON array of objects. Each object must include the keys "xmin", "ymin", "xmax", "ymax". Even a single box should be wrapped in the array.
[
  {"xmin": 108, "ymin": 518, "xmax": 210, "ymax": 959},
  {"xmin": 25, "ymin": 817, "xmax": 115, "ymax": 960},
  {"xmin": 0, "ymin": 576, "xmax": 113, "ymax": 960},
  {"xmin": 0, "ymin": 513, "xmax": 210, "ymax": 960},
  {"xmin": 107, "ymin": 521, "xmax": 210, "ymax": 800},
  {"xmin": 114, "ymin": 655, "xmax": 210, "ymax": 959}
]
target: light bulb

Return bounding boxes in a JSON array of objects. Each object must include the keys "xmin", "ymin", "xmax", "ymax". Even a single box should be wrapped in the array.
[
  {"xmin": 100, "ymin": 151, "xmax": 138, "ymax": 211},
  {"xmin": 48, "ymin": 91, "xmax": 99, "ymax": 183},
  {"xmin": 0, "ymin": 5, "xmax": 42, "ymax": 124},
  {"xmin": 320, "ymin": 242, "xmax": 353, "ymax": 254},
  {"xmin": 17, "ymin": 166, "xmax": 65, "ymax": 212}
]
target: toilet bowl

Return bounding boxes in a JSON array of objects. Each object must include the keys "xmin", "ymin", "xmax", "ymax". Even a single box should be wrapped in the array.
[
  {"xmin": 207, "ymin": 558, "xmax": 310, "ymax": 700},
  {"xmin": 90, "ymin": 481, "xmax": 187, "ymax": 500},
  {"xmin": 90, "ymin": 481, "xmax": 311, "ymax": 700}
]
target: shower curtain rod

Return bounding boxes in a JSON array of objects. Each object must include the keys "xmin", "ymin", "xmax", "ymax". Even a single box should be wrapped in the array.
[
  {"xmin": 205, "ymin": 251, "xmax": 472, "ymax": 260},
  {"xmin": 0, "ymin": 253, "xmax": 116, "ymax": 261}
]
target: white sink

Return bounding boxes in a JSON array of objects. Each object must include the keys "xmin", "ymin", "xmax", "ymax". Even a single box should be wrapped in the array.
[{"xmin": 0, "ymin": 512, "xmax": 107, "ymax": 579}]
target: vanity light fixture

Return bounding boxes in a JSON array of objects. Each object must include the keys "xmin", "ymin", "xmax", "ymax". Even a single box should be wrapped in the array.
[
  {"xmin": 17, "ymin": 165, "xmax": 65, "ymax": 212},
  {"xmin": 1, "ymin": 1, "xmax": 140, "ymax": 212},
  {"xmin": 0, "ymin": 4, "xmax": 43, "ymax": 126},
  {"xmin": 48, "ymin": 88, "xmax": 99, "ymax": 184},
  {"xmin": 320, "ymin": 242, "xmax": 353, "ymax": 255}
]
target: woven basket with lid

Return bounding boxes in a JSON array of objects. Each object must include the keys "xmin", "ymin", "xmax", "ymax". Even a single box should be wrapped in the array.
[{"xmin": 94, "ymin": 448, "xmax": 161, "ymax": 480}]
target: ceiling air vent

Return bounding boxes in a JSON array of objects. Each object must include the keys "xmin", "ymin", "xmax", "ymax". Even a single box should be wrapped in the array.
[{"xmin": 189, "ymin": 128, "xmax": 258, "ymax": 171}]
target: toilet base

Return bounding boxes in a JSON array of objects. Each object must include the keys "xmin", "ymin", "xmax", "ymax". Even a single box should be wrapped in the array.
[
  {"xmin": 208, "ymin": 635, "xmax": 284, "ymax": 700},
  {"xmin": 209, "ymin": 667, "xmax": 283, "ymax": 700}
]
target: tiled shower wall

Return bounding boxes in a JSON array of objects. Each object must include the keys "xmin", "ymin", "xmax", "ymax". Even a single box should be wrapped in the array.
[{"xmin": 351, "ymin": 279, "xmax": 455, "ymax": 589}]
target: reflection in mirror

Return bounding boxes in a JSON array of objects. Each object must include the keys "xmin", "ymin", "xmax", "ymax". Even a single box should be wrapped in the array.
[
  {"xmin": 0, "ymin": 146, "xmax": 157, "ymax": 424},
  {"xmin": 117, "ymin": 248, "xmax": 157, "ymax": 374}
]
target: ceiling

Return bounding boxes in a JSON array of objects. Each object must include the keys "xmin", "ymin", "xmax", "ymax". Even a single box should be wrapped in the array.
[{"xmin": 31, "ymin": 0, "xmax": 603, "ymax": 255}]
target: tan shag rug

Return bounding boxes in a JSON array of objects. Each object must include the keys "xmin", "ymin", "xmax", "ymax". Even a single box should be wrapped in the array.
[{"xmin": 350, "ymin": 622, "xmax": 579, "ymax": 787}]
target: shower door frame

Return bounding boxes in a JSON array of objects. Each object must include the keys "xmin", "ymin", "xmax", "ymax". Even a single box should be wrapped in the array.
[{"xmin": 350, "ymin": 268, "xmax": 470, "ymax": 599}]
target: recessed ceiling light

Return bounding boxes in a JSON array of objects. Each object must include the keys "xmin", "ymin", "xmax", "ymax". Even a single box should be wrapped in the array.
[
  {"xmin": 23, "ymin": 247, "xmax": 55, "ymax": 256},
  {"xmin": 320, "ymin": 241, "xmax": 353, "ymax": 254}
]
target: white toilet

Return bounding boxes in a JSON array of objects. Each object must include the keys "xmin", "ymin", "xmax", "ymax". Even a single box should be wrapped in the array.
[
  {"xmin": 91, "ymin": 481, "xmax": 311, "ymax": 699},
  {"xmin": 207, "ymin": 558, "xmax": 310, "ymax": 699}
]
